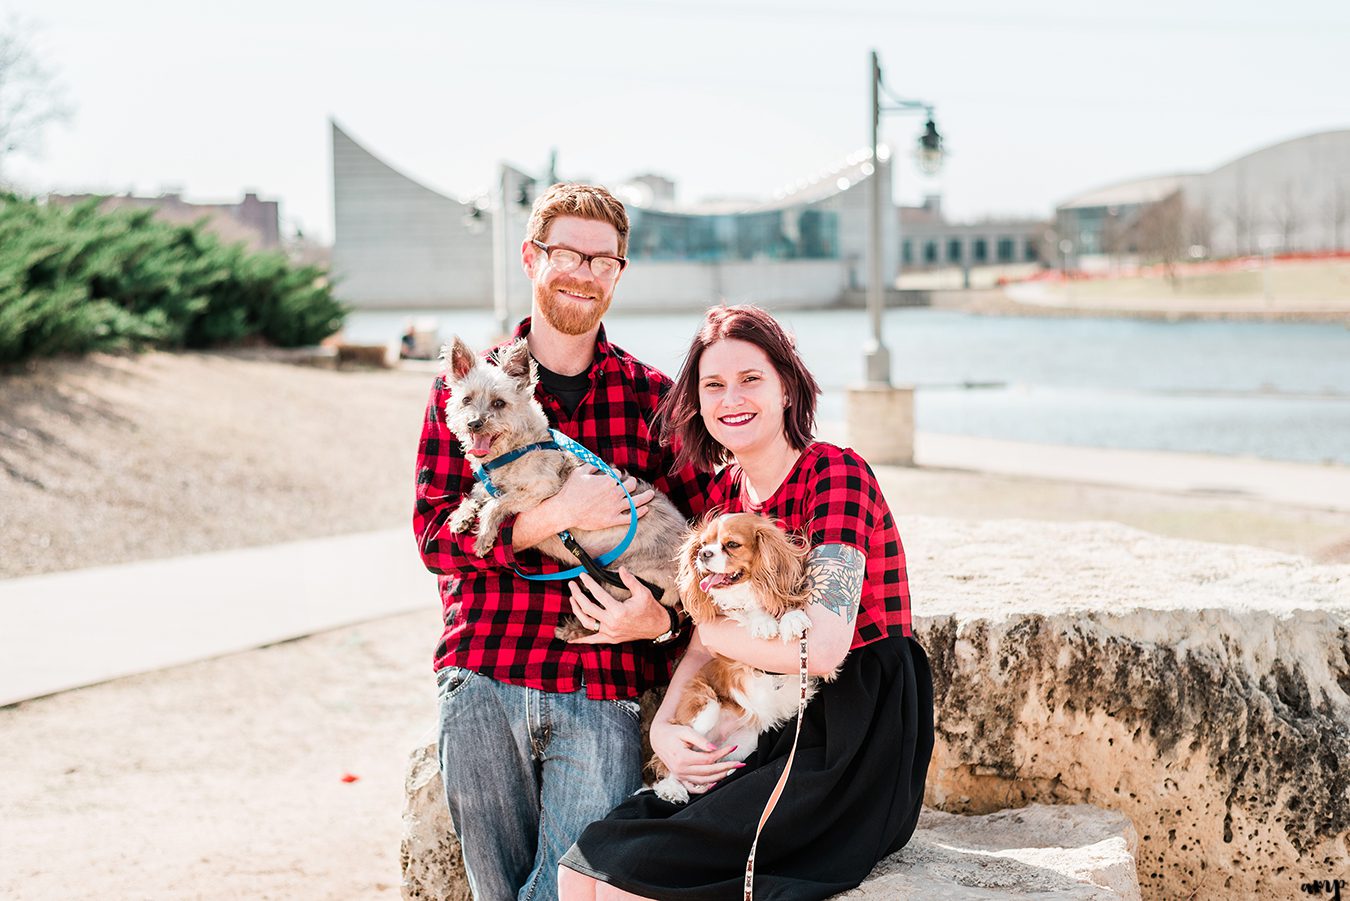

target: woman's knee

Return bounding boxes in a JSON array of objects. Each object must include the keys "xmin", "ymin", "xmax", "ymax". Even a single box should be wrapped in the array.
[{"xmin": 557, "ymin": 864, "xmax": 596, "ymax": 901}]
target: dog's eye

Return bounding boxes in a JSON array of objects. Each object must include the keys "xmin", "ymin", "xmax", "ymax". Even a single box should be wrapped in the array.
[
  {"xmin": 724, "ymin": 540, "xmax": 741, "ymax": 550},
  {"xmin": 491, "ymin": 398, "xmax": 506, "ymax": 410},
  {"xmin": 461, "ymin": 395, "xmax": 473, "ymax": 405}
]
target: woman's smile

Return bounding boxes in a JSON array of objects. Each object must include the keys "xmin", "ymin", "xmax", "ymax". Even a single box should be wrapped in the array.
[{"xmin": 699, "ymin": 338, "xmax": 787, "ymax": 458}]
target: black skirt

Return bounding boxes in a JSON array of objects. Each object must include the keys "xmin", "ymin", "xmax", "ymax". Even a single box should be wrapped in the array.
[{"xmin": 560, "ymin": 635, "xmax": 934, "ymax": 901}]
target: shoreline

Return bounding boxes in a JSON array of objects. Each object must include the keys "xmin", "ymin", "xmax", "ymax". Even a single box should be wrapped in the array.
[{"xmin": 926, "ymin": 287, "xmax": 1350, "ymax": 324}]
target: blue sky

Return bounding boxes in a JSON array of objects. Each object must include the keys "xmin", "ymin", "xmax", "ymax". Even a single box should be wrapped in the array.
[{"xmin": 4, "ymin": 0, "xmax": 1347, "ymax": 243}]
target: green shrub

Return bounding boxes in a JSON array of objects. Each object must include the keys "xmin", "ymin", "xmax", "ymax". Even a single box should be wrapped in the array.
[{"xmin": 0, "ymin": 193, "xmax": 346, "ymax": 364}]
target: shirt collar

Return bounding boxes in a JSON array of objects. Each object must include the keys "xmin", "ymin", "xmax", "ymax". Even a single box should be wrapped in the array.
[{"xmin": 511, "ymin": 317, "xmax": 614, "ymax": 374}]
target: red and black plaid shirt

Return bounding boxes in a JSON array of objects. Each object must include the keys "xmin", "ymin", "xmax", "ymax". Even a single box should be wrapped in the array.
[
  {"xmin": 413, "ymin": 319, "xmax": 711, "ymax": 700},
  {"xmin": 707, "ymin": 442, "xmax": 912, "ymax": 645}
]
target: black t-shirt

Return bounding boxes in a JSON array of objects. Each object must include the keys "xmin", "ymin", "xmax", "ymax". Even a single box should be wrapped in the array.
[{"xmin": 535, "ymin": 359, "xmax": 591, "ymax": 416}]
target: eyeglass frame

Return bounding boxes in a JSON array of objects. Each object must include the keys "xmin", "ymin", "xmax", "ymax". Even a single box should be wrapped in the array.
[{"xmin": 530, "ymin": 239, "xmax": 628, "ymax": 279}]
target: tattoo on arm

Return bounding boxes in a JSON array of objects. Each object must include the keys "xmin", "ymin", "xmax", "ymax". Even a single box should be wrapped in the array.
[{"xmin": 802, "ymin": 544, "xmax": 865, "ymax": 623}]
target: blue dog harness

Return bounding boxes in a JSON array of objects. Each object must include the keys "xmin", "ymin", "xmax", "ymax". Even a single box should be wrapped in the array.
[{"xmin": 470, "ymin": 429, "xmax": 642, "ymax": 585}]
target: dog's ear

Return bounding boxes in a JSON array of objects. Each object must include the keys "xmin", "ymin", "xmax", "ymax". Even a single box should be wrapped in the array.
[
  {"xmin": 749, "ymin": 516, "xmax": 811, "ymax": 618},
  {"xmin": 442, "ymin": 336, "xmax": 476, "ymax": 381},
  {"xmin": 495, "ymin": 338, "xmax": 537, "ymax": 388},
  {"xmin": 677, "ymin": 519, "xmax": 719, "ymax": 625}
]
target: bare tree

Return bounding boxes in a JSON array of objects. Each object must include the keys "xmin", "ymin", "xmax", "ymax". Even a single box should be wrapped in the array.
[
  {"xmin": 1099, "ymin": 207, "xmax": 1131, "ymax": 272},
  {"xmin": 1325, "ymin": 180, "xmax": 1349, "ymax": 252},
  {"xmin": 1269, "ymin": 180, "xmax": 1302, "ymax": 252},
  {"xmin": 1184, "ymin": 204, "xmax": 1211, "ymax": 260},
  {"xmin": 1135, "ymin": 190, "xmax": 1190, "ymax": 286},
  {"xmin": 0, "ymin": 16, "xmax": 71, "ymax": 184},
  {"xmin": 1223, "ymin": 170, "xmax": 1256, "ymax": 257}
]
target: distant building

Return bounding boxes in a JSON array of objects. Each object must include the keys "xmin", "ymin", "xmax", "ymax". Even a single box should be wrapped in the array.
[
  {"xmin": 898, "ymin": 194, "xmax": 1047, "ymax": 275},
  {"xmin": 47, "ymin": 191, "xmax": 282, "ymax": 251},
  {"xmin": 1056, "ymin": 129, "xmax": 1350, "ymax": 266},
  {"xmin": 329, "ymin": 120, "xmax": 898, "ymax": 311}
]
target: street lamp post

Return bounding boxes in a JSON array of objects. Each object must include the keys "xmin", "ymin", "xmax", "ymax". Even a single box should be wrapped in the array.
[
  {"xmin": 492, "ymin": 164, "xmax": 510, "ymax": 339},
  {"xmin": 865, "ymin": 51, "xmax": 889, "ymax": 384},
  {"xmin": 848, "ymin": 49, "xmax": 944, "ymax": 466},
  {"xmin": 863, "ymin": 49, "xmax": 943, "ymax": 386},
  {"xmin": 489, "ymin": 165, "xmax": 537, "ymax": 340}
]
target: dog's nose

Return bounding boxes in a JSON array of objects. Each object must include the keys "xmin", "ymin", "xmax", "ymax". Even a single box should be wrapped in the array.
[
  {"xmin": 699, "ymin": 548, "xmax": 714, "ymax": 561},
  {"xmin": 467, "ymin": 418, "xmax": 485, "ymax": 431}
]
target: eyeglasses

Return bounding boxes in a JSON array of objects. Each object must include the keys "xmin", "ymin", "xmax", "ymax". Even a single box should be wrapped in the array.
[{"xmin": 531, "ymin": 240, "xmax": 627, "ymax": 280}]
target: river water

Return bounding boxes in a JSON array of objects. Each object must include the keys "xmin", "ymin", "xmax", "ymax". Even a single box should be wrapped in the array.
[{"xmin": 346, "ymin": 308, "xmax": 1350, "ymax": 466}]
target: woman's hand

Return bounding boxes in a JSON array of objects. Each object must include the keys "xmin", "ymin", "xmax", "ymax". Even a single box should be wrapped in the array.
[
  {"xmin": 565, "ymin": 567, "xmax": 670, "ymax": 644},
  {"xmin": 649, "ymin": 719, "xmax": 744, "ymax": 794}
]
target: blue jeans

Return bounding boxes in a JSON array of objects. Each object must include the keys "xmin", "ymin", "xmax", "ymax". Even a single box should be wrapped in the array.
[{"xmin": 436, "ymin": 666, "xmax": 643, "ymax": 901}]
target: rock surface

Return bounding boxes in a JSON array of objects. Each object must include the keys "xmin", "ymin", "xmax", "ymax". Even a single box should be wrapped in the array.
[
  {"xmin": 845, "ymin": 804, "xmax": 1141, "ymax": 899},
  {"xmin": 401, "ymin": 743, "xmax": 469, "ymax": 901},
  {"xmin": 400, "ymin": 517, "xmax": 1350, "ymax": 900},
  {"xmin": 400, "ymin": 745, "xmax": 1139, "ymax": 900},
  {"xmin": 904, "ymin": 517, "xmax": 1350, "ymax": 900}
]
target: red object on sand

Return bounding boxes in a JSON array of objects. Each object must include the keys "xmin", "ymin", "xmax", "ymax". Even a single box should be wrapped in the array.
[{"xmin": 341, "ymin": 773, "xmax": 360, "ymax": 783}]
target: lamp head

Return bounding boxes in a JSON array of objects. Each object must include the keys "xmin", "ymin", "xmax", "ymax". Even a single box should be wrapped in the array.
[{"xmin": 917, "ymin": 116, "xmax": 944, "ymax": 175}]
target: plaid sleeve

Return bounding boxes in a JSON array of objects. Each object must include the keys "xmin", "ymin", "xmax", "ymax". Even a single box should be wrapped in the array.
[
  {"xmin": 804, "ymin": 448, "xmax": 878, "ymax": 552},
  {"xmin": 412, "ymin": 375, "xmax": 523, "ymax": 576}
]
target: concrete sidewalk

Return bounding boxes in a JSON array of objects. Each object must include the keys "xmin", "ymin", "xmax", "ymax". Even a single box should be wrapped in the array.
[
  {"xmin": 0, "ymin": 529, "xmax": 437, "ymax": 707},
  {"xmin": 914, "ymin": 432, "xmax": 1350, "ymax": 512}
]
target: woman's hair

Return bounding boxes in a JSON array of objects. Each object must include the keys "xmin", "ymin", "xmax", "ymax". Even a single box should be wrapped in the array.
[
  {"xmin": 526, "ymin": 183, "xmax": 630, "ymax": 257},
  {"xmin": 658, "ymin": 304, "xmax": 820, "ymax": 473}
]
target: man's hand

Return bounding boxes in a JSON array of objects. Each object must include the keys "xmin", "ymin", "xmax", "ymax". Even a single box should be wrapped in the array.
[
  {"xmin": 649, "ymin": 719, "xmax": 744, "ymax": 793},
  {"xmin": 554, "ymin": 466, "xmax": 654, "ymax": 533},
  {"xmin": 512, "ymin": 467, "xmax": 653, "ymax": 551},
  {"xmin": 566, "ymin": 567, "xmax": 670, "ymax": 644}
]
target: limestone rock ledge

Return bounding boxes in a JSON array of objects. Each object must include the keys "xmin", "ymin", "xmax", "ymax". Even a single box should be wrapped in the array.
[
  {"xmin": 399, "ymin": 517, "xmax": 1350, "ymax": 900},
  {"xmin": 400, "ymin": 743, "xmax": 468, "ymax": 901},
  {"xmin": 904, "ymin": 516, "xmax": 1350, "ymax": 900},
  {"xmin": 400, "ymin": 743, "xmax": 1139, "ymax": 901},
  {"xmin": 846, "ymin": 804, "xmax": 1140, "ymax": 899}
]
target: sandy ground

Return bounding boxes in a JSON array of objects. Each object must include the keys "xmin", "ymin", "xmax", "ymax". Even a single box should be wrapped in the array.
[
  {"xmin": 0, "ymin": 351, "xmax": 432, "ymax": 580},
  {"xmin": 3, "ymin": 351, "xmax": 1349, "ymax": 899}
]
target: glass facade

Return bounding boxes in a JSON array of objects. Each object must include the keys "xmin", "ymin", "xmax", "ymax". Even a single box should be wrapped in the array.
[{"xmin": 627, "ymin": 207, "xmax": 840, "ymax": 261}]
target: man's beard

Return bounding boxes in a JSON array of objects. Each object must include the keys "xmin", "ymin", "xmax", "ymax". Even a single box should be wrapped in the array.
[{"xmin": 535, "ymin": 277, "xmax": 613, "ymax": 336}]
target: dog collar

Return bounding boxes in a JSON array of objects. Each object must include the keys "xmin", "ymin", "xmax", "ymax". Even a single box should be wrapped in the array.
[
  {"xmin": 470, "ymin": 438, "xmax": 560, "ymax": 497},
  {"xmin": 468, "ymin": 430, "xmax": 641, "ymax": 582}
]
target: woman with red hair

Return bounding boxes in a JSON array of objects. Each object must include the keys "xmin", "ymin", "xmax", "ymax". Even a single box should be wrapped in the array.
[{"xmin": 559, "ymin": 305, "xmax": 934, "ymax": 900}]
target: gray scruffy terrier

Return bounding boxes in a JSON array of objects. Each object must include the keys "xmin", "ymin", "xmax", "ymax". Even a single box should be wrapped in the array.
[{"xmin": 442, "ymin": 335, "xmax": 687, "ymax": 640}]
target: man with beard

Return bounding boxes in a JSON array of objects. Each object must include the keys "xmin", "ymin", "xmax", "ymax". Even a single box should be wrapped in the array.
[{"xmin": 413, "ymin": 183, "xmax": 712, "ymax": 901}]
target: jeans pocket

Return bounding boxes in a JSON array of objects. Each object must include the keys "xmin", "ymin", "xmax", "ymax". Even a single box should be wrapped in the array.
[
  {"xmin": 436, "ymin": 665, "xmax": 476, "ymax": 702},
  {"xmin": 606, "ymin": 698, "xmax": 642, "ymax": 723}
]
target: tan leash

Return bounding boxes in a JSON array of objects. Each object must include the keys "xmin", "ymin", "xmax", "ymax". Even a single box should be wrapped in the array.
[{"xmin": 743, "ymin": 635, "xmax": 809, "ymax": 901}]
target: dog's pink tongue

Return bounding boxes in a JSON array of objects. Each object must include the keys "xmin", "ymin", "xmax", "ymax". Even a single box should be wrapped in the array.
[
  {"xmin": 470, "ymin": 434, "xmax": 492, "ymax": 457},
  {"xmin": 699, "ymin": 574, "xmax": 726, "ymax": 593}
]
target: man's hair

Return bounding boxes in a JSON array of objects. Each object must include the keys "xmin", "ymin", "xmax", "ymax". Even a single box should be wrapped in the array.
[
  {"xmin": 657, "ymin": 304, "xmax": 820, "ymax": 474},
  {"xmin": 526, "ymin": 183, "xmax": 630, "ymax": 257}
]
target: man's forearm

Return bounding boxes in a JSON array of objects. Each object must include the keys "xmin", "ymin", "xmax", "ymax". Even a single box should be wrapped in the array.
[{"xmin": 510, "ymin": 495, "xmax": 569, "ymax": 551}]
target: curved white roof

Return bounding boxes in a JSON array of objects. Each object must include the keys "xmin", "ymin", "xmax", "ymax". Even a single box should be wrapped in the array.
[{"xmin": 1057, "ymin": 173, "xmax": 1198, "ymax": 211}]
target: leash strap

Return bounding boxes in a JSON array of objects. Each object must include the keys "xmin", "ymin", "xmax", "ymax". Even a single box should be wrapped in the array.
[
  {"xmin": 743, "ymin": 635, "xmax": 809, "ymax": 901},
  {"xmin": 469, "ymin": 429, "xmax": 640, "ymax": 581},
  {"xmin": 560, "ymin": 533, "xmax": 665, "ymax": 601}
]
